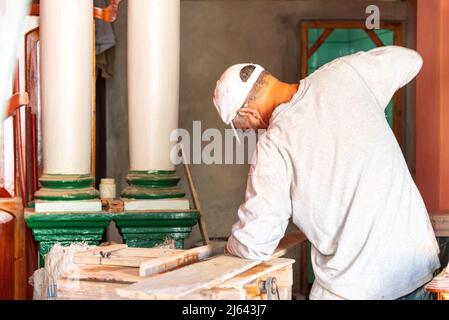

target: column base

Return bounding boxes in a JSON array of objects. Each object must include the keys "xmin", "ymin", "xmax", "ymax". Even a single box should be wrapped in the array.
[
  {"xmin": 113, "ymin": 210, "xmax": 200, "ymax": 249},
  {"xmin": 35, "ymin": 174, "xmax": 99, "ymax": 201},
  {"xmin": 25, "ymin": 208, "xmax": 112, "ymax": 267},
  {"xmin": 121, "ymin": 171, "xmax": 185, "ymax": 200}
]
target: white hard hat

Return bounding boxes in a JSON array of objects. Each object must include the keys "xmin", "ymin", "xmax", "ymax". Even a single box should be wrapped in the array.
[{"xmin": 213, "ymin": 63, "xmax": 265, "ymax": 143}]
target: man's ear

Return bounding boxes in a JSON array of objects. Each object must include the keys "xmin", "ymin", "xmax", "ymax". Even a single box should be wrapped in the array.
[{"xmin": 239, "ymin": 108, "xmax": 262, "ymax": 120}]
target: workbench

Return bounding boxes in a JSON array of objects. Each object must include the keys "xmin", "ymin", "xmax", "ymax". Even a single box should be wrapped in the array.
[{"xmin": 54, "ymin": 232, "xmax": 305, "ymax": 300}]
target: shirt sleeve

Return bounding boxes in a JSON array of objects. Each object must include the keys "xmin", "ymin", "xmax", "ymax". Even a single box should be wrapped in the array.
[
  {"xmin": 226, "ymin": 132, "xmax": 293, "ymax": 261},
  {"xmin": 344, "ymin": 45, "xmax": 423, "ymax": 110}
]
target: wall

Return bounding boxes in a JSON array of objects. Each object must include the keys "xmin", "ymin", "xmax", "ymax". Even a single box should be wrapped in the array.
[{"xmin": 105, "ymin": 0, "xmax": 415, "ymax": 294}]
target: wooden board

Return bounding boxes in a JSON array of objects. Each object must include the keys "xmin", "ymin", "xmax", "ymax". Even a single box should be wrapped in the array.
[
  {"xmin": 113, "ymin": 247, "xmax": 183, "ymax": 258},
  {"xmin": 64, "ymin": 264, "xmax": 142, "ymax": 283},
  {"xmin": 220, "ymin": 258, "xmax": 294, "ymax": 289},
  {"xmin": 76, "ymin": 244, "xmax": 128, "ymax": 256},
  {"xmin": 74, "ymin": 255, "xmax": 151, "ymax": 267},
  {"xmin": 73, "ymin": 245, "xmax": 184, "ymax": 268},
  {"xmin": 139, "ymin": 244, "xmax": 222, "ymax": 277},
  {"xmin": 117, "ymin": 255, "xmax": 262, "ymax": 300},
  {"xmin": 271, "ymin": 231, "xmax": 306, "ymax": 259},
  {"xmin": 57, "ymin": 278, "xmax": 129, "ymax": 300},
  {"xmin": 56, "ymin": 257, "xmax": 294, "ymax": 300}
]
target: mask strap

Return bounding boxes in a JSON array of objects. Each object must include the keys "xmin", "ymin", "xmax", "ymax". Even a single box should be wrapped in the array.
[{"xmin": 230, "ymin": 120, "xmax": 241, "ymax": 145}]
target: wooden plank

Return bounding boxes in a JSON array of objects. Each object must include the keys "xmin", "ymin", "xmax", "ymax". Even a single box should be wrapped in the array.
[
  {"xmin": 74, "ymin": 245, "xmax": 187, "ymax": 267},
  {"xmin": 74, "ymin": 244, "xmax": 129, "ymax": 265},
  {"xmin": 57, "ymin": 279, "xmax": 128, "ymax": 300},
  {"xmin": 100, "ymin": 256, "xmax": 152, "ymax": 267},
  {"xmin": 118, "ymin": 255, "xmax": 262, "ymax": 300},
  {"xmin": 307, "ymin": 28, "xmax": 334, "ymax": 59},
  {"xmin": 271, "ymin": 231, "xmax": 306, "ymax": 259},
  {"xmin": 58, "ymin": 262, "xmax": 294, "ymax": 300},
  {"xmin": 139, "ymin": 244, "xmax": 223, "ymax": 277},
  {"xmin": 220, "ymin": 259, "xmax": 294, "ymax": 289},
  {"xmin": 57, "ymin": 291, "xmax": 125, "ymax": 300},
  {"xmin": 365, "ymin": 29, "xmax": 385, "ymax": 47},
  {"xmin": 63, "ymin": 264, "xmax": 142, "ymax": 283},
  {"xmin": 74, "ymin": 255, "xmax": 149, "ymax": 267},
  {"xmin": 183, "ymin": 287, "xmax": 245, "ymax": 300},
  {"xmin": 76, "ymin": 244, "xmax": 128, "ymax": 257},
  {"xmin": 302, "ymin": 20, "xmax": 401, "ymax": 31},
  {"xmin": 300, "ymin": 21, "xmax": 309, "ymax": 78},
  {"xmin": 74, "ymin": 255, "xmax": 101, "ymax": 265},
  {"xmin": 113, "ymin": 247, "xmax": 183, "ymax": 258},
  {"xmin": 13, "ymin": 204, "xmax": 27, "ymax": 300},
  {"xmin": 182, "ymin": 263, "xmax": 293, "ymax": 300}
]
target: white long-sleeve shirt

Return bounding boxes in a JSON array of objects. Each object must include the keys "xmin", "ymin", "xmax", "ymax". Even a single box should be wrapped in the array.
[{"xmin": 226, "ymin": 46, "xmax": 440, "ymax": 300}]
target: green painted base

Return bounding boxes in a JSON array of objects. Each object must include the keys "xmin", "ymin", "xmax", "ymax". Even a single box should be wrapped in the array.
[
  {"xmin": 121, "ymin": 171, "xmax": 185, "ymax": 200},
  {"xmin": 35, "ymin": 174, "xmax": 99, "ymax": 201},
  {"xmin": 25, "ymin": 211, "xmax": 113, "ymax": 267},
  {"xmin": 114, "ymin": 210, "xmax": 200, "ymax": 249}
]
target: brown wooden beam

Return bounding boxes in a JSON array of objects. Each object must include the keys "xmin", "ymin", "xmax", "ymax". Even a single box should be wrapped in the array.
[
  {"xmin": 307, "ymin": 28, "xmax": 334, "ymax": 59},
  {"xmin": 302, "ymin": 20, "xmax": 401, "ymax": 31},
  {"xmin": 365, "ymin": 29, "xmax": 385, "ymax": 47}
]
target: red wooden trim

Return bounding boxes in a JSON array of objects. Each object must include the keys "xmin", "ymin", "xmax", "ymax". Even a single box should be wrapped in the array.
[
  {"xmin": 0, "ymin": 216, "xmax": 15, "ymax": 299},
  {"xmin": 416, "ymin": 0, "xmax": 449, "ymax": 211}
]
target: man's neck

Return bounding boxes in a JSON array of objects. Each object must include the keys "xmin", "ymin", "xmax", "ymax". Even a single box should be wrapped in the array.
[
  {"xmin": 272, "ymin": 81, "xmax": 300, "ymax": 107},
  {"xmin": 260, "ymin": 81, "xmax": 299, "ymax": 122}
]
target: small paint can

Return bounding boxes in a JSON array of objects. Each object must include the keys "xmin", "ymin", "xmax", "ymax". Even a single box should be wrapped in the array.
[{"xmin": 100, "ymin": 178, "xmax": 116, "ymax": 200}]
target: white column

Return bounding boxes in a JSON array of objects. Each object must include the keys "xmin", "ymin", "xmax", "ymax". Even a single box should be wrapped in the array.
[
  {"xmin": 40, "ymin": 0, "xmax": 93, "ymax": 175},
  {"xmin": 128, "ymin": 0, "xmax": 180, "ymax": 172}
]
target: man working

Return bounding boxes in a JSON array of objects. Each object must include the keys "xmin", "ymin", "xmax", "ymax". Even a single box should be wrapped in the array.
[{"xmin": 212, "ymin": 46, "xmax": 440, "ymax": 300}]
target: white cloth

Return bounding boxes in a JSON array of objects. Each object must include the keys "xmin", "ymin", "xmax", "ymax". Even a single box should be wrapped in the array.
[
  {"xmin": 226, "ymin": 46, "xmax": 441, "ymax": 300},
  {"xmin": 0, "ymin": 211, "xmax": 13, "ymax": 224}
]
